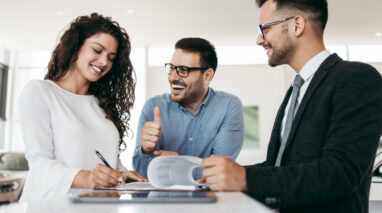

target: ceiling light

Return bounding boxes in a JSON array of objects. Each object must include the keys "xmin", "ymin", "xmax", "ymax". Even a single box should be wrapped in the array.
[
  {"xmin": 375, "ymin": 32, "xmax": 382, "ymax": 37},
  {"xmin": 126, "ymin": 9, "xmax": 134, "ymax": 14},
  {"xmin": 56, "ymin": 11, "xmax": 64, "ymax": 16}
]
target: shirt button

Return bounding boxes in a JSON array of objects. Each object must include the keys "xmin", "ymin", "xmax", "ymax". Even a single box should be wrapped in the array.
[{"xmin": 189, "ymin": 137, "xmax": 193, "ymax": 141}]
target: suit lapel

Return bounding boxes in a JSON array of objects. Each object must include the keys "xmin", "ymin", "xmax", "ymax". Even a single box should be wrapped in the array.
[
  {"xmin": 266, "ymin": 86, "xmax": 293, "ymax": 165},
  {"xmin": 282, "ymin": 54, "xmax": 342, "ymax": 153}
]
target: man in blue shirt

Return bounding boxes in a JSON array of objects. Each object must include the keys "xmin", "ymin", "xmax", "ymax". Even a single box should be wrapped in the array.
[{"xmin": 133, "ymin": 37, "xmax": 245, "ymax": 177}]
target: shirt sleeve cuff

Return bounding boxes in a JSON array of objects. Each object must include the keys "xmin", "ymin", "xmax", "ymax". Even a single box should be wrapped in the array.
[{"xmin": 138, "ymin": 147, "xmax": 155, "ymax": 160}]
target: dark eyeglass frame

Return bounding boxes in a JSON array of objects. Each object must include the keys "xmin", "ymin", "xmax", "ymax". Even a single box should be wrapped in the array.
[
  {"xmin": 258, "ymin": 16, "xmax": 295, "ymax": 39},
  {"xmin": 165, "ymin": 63, "xmax": 209, "ymax": 78}
]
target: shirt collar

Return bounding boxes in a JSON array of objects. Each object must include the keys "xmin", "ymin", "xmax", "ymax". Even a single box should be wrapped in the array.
[
  {"xmin": 294, "ymin": 50, "xmax": 331, "ymax": 85},
  {"xmin": 201, "ymin": 87, "xmax": 213, "ymax": 107}
]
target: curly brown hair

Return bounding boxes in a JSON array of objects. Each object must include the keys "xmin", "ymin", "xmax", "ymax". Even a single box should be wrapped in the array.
[{"xmin": 45, "ymin": 13, "xmax": 135, "ymax": 151}]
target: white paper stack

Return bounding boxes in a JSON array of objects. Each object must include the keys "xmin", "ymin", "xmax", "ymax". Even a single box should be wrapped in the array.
[{"xmin": 100, "ymin": 156, "xmax": 209, "ymax": 191}]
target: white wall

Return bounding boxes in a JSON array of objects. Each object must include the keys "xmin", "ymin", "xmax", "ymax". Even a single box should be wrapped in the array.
[
  {"xmin": 119, "ymin": 48, "xmax": 147, "ymax": 169},
  {"xmin": 0, "ymin": 48, "xmax": 10, "ymax": 65},
  {"xmin": 370, "ymin": 63, "xmax": 382, "ymax": 75},
  {"xmin": 145, "ymin": 64, "xmax": 295, "ymax": 165}
]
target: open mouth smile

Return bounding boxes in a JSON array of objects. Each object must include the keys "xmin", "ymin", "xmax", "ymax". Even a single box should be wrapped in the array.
[
  {"xmin": 90, "ymin": 64, "xmax": 104, "ymax": 74},
  {"xmin": 172, "ymin": 84, "xmax": 185, "ymax": 90}
]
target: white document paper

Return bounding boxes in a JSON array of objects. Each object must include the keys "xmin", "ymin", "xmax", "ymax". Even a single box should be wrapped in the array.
[
  {"xmin": 100, "ymin": 181, "xmax": 201, "ymax": 191},
  {"xmin": 100, "ymin": 156, "xmax": 209, "ymax": 191}
]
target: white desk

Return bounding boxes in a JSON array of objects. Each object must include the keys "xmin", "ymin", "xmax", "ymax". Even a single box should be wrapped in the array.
[
  {"xmin": 0, "ymin": 191, "xmax": 275, "ymax": 213},
  {"xmin": 371, "ymin": 183, "xmax": 382, "ymax": 200},
  {"xmin": 370, "ymin": 183, "xmax": 382, "ymax": 213}
]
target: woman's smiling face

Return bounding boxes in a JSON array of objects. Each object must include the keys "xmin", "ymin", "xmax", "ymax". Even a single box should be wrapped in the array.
[{"xmin": 72, "ymin": 32, "xmax": 118, "ymax": 82}]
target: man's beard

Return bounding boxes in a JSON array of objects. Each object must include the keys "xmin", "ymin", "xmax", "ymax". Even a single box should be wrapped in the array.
[
  {"xmin": 171, "ymin": 77, "xmax": 205, "ymax": 108},
  {"xmin": 268, "ymin": 31, "xmax": 294, "ymax": 67},
  {"xmin": 177, "ymin": 86, "xmax": 205, "ymax": 108}
]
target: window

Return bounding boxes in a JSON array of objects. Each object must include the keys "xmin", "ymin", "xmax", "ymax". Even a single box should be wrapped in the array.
[{"xmin": 348, "ymin": 45, "xmax": 382, "ymax": 62}]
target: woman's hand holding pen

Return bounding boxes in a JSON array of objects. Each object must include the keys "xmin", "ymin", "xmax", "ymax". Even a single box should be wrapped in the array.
[
  {"xmin": 72, "ymin": 165, "xmax": 148, "ymax": 189},
  {"xmin": 121, "ymin": 171, "xmax": 148, "ymax": 183},
  {"xmin": 72, "ymin": 150, "xmax": 148, "ymax": 189},
  {"xmin": 72, "ymin": 164, "xmax": 123, "ymax": 189},
  {"xmin": 87, "ymin": 165, "xmax": 148, "ymax": 188},
  {"xmin": 86, "ymin": 164, "xmax": 123, "ymax": 188}
]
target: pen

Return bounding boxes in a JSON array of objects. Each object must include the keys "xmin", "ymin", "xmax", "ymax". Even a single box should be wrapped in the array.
[
  {"xmin": 95, "ymin": 149, "xmax": 124, "ymax": 185},
  {"xmin": 95, "ymin": 149, "xmax": 112, "ymax": 168}
]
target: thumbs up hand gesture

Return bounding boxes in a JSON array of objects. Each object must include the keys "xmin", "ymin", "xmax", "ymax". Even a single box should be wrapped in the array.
[{"xmin": 141, "ymin": 106, "xmax": 162, "ymax": 154}]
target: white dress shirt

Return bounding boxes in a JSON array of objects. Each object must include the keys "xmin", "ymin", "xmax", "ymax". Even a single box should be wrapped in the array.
[
  {"xmin": 19, "ymin": 80, "xmax": 126, "ymax": 202},
  {"xmin": 280, "ymin": 50, "xmax": 331, "ymax": 137}
]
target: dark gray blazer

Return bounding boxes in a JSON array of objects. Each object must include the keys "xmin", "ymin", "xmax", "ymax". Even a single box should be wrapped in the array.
[{"xmin": 244, "ymin": 54, "xmax": 382, "ymax": 213}]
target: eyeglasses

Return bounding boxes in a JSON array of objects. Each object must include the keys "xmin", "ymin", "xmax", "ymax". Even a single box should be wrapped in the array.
[
  {"xmin": 165, "ymin": 63, "xmax": 209, "ymax": 78},
  {"xmin": 258, "ymin": 16, "xmax": 295, "ymax": 39}
]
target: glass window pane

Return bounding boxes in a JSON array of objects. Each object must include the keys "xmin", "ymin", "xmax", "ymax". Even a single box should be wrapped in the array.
[
  {"xmin": 148, "ymin": 48, "xmax": 173, "ymax": 66},
  {"xmin": 348, "ymin": 45, "xmax": 382, "ymax": 62},
  {"xmin": 326, "ymin": 45, "xmax": 347, "ymax": 60},
  {"xmin": 216, "ymin": 46, "xmax": 268, "ymax": 65}
]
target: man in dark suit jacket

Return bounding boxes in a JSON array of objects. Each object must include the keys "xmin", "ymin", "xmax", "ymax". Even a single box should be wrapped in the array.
[{"xmin": 201, "ymin": 0, "xmax": 382, "ymax": 212}]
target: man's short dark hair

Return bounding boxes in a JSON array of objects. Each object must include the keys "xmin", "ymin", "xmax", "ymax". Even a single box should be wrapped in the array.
[
  {"xmin": 175, "ymin": 37, "xmax": 218, "ymax": 72},
  {"xmin": 256, "ymin": 0, "xmax": 328, "ymax": 32}
]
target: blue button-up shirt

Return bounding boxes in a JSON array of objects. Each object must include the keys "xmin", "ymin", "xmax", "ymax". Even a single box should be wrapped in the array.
[{"xmin": 132, "ymin": 88, "xmax": 245, "ymax": 178}]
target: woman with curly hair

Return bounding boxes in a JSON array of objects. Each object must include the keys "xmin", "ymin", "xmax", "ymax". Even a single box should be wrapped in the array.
[{"xmin": 18, "ymin": 13, "xmax": 146, "ymax": 202}]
